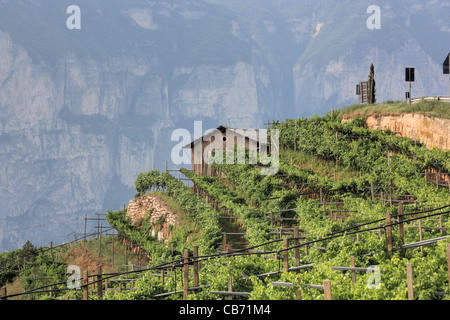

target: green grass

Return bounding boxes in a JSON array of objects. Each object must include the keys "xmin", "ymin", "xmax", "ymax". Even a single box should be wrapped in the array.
[{"xmin": 339, "ymin": 100, "xmax": 450, "ymax": 120}]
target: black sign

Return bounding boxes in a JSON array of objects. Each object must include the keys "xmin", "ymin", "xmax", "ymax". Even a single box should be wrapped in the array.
[
  {"xmin": 444, "ymin": 54, "xmax": 449, "ymax": 75},
  {"xmin": 405, "ymin": 68, "xmax": 415, "ymax": 82},
  {"xmin": 356, "ymin": 84, "xmax": 360, "ymax": 95},
  {"xmin": 405, "ymin": 92, "xmax": 410, "ymax": 99}
]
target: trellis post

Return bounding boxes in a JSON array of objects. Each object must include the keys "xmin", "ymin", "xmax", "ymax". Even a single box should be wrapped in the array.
[
  {"xmin": 84, "ymin": 214, "xmax": 87, "ymax": 247},
  {"xmin": 112, "ymin": 233, "xmax": 115, "ymax": 267},
  {"xmin": 386, "ymin": 212, "xmax": 393, "ymax": 252},
  {"xmin": 183, "ymin": 249, "xmax": 189, "ymax": 300},
  {"xmin": 270, "ymin": 204, "xmax": 274, "ymax": 226},
  {"xmin": 223, "ymin": 233, "xmax": 227, "ymax": 253},
  {"xmin": 447, "ymin": 244, "xmax": 450, "ymax": 290},
  {"xmin": 283, "ymin": 238, "xmax": 289, "ymax": 272},
  {"xmin": 419, "ymin": 220, "xmax": 423, "ymax": 252},
  {"xmin": 398, "ymin": 202, "xmax": 404, "ymax": 244},
  {"xmin": 407, "ymin": 263, "xmax": 414, "ymax": 300},
  {"xmin": 83, "ymin": 270, "xmax": 89, "ymax": 300},
  {"xmin": 193, "ymin": 246, "xmax": 199, "ymax": 292},
  {"xmin": 370, "ymin": 181, "xmax": 375, "ymax": 201},
  {"xmin": 294, "ymin": 227, "xmax": 300, "ymax": 268},
  {"xmin": 350, "ymin": 256, "xmax": 356, "ymax": 285},
  {"xmin": 228, "ymin": 276, "xmax": 233, "ymax": 301},
  {"xmin": 323, "ymin": 280, "xmax": 332, "ymax": 300},
  {"xmin": 97, "ymin": 265, "xmax": 103, "ymax": 299}
]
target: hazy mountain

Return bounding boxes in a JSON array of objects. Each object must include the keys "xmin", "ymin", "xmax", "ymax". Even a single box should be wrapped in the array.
[{"xmin": 0, "ymin": 0, "xmax": 449, "ymax": 251}]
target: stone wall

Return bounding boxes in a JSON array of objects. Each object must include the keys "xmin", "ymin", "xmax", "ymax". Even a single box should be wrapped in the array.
[{"xmin": 126, "ymin": 195, "xmax": 179, "ymax": 242}]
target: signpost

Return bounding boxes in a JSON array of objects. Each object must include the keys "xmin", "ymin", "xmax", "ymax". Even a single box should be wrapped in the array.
[
  {"xmin": 405, "ymin": 67, "xmax": 415, "ymax": 104},
  {"xmin": 444, "ymin": 53, "xmax": 449, "ymax": 98},
  {"xmin": 357, "ymin": 81, "xmax": 369, "ymax": 104}
]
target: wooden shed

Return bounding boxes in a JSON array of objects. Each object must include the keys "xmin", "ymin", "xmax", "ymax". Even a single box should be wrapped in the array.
[{"xmin": 183, "ymin": 125, "xmax": 268, "ymax": 176}]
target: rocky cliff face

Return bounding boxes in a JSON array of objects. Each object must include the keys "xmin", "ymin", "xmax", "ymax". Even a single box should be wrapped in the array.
[
  {"xmin": 365, "ymin": 114, "xmax": 450, "ymax": 151},
  {"xmin": 0, "ymin": 1, "xmax": 285, "ymax": 251},
  {"xmin": 291, "ymin": 1, "xmax": 450, "ymax": 116},
  {"xmin": 0, "ymin": 0, "xmax": 449, "ymax": 251}
]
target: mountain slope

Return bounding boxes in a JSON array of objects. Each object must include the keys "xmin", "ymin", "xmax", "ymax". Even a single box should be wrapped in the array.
[{"xmin": 0, "ymin": 0, "xmax": 449, "ymax": 251}]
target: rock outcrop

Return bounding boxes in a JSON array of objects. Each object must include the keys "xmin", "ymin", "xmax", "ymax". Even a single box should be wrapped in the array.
[
  {"xmin": 364, "ymin": 114, "xmax": 449, "ymax": 151},
  {"xmin": 126, "ymin": 195, "xmax": 179, "ymax": 242}
]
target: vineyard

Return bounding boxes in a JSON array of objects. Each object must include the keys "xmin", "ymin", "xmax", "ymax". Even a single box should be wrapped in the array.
[{"xmin": 1, "ymin": 108, "xmax": 450, "ymax": 301}]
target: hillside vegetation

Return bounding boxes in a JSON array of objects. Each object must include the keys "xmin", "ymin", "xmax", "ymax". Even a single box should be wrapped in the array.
[
  {"xmin": 340, "ymin": 100, "xmax": 450, "ymax": 120},
  {"xmin": 1, "ymin": 104, "xmax": 450, "ymax": 300}
]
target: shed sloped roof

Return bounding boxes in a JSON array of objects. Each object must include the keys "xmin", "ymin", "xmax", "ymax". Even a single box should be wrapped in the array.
[{"xmin": 183, "ymin": 125, "xmax": 262, "ymax": 149}]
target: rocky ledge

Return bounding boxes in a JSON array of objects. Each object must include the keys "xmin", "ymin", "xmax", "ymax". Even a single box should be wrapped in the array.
[{"xmin": 126, "ymin": 195, "xmax": 179, "ymax": 242}]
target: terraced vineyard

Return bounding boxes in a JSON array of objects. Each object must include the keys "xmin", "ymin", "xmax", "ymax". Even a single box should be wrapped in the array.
[
  {"xmin": 2, "ymin": 110, "xmax": 449, "ymax": 301},
  {"xmin": 102, "ymin": 111, "xmax": 450, "ymax": 300}
]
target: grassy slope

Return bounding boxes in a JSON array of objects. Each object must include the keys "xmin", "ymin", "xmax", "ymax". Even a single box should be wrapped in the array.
[{"xmin": 339, "ymin": 100, "xmax": 450, "ymax": 120}]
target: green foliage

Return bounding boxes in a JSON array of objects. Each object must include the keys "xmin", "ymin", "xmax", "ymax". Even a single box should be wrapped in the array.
[
  {"xmin": 17, "ymin": 248, "xmax": 68, "ymax": 299},
  {"xmin": 339, "ymin": 99, "xmax": 450, "ymax": 120},
  {"xmin": 135, "ymin": 170, "xmax": 162, "ymax": 196},
  {"xmin": 181, "ymin": 168, "xmax": 272, "ymax": 246},
  {"xmin": 93, "ymin": 111, "xmax": 450, "ymax": 300},
  {"xmin": 108, "ymin": 170, "xmax": 224, "ymax": 265},
  {"xmin": 0, "ymin": 241, "xmax": 38, "ymax": 287}
]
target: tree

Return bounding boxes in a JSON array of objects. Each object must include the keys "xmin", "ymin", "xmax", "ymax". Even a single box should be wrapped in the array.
[{"xmin": 368, "ymin": 63, "xmax": 376, "ymax": 104}]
